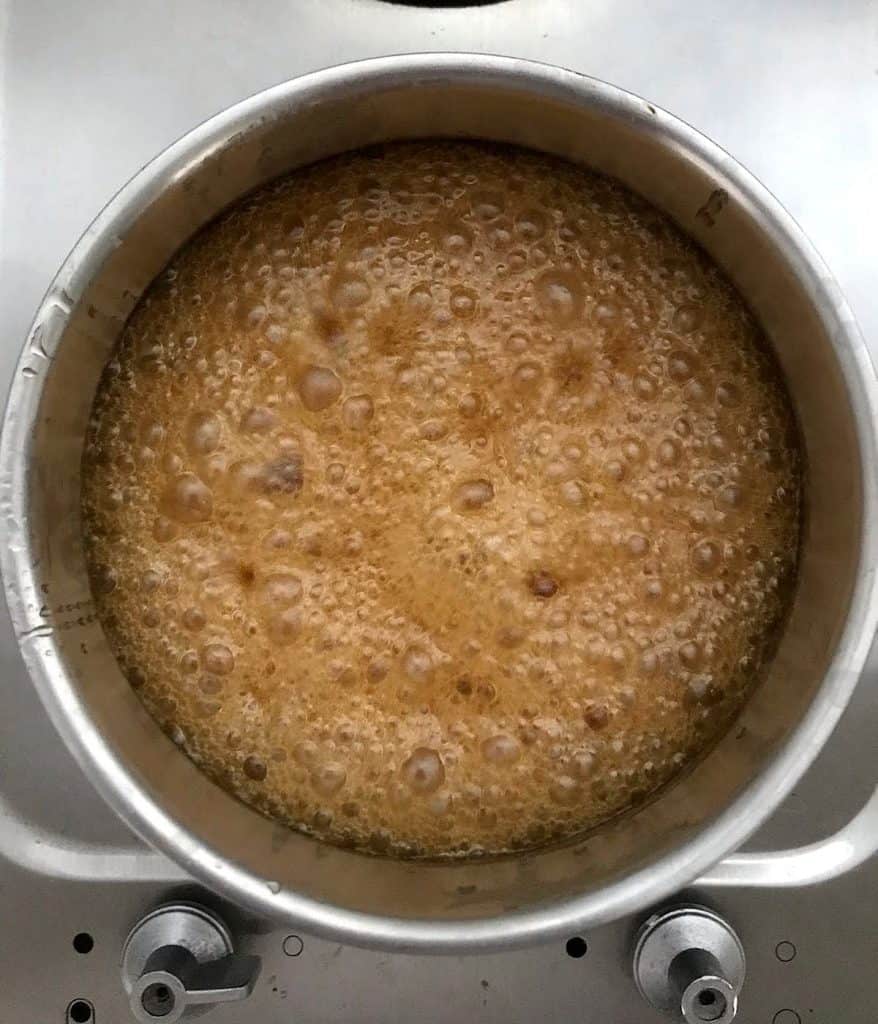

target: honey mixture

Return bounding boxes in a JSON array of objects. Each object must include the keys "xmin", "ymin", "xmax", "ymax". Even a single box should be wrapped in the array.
[{"xmin": 82, "ymin": 142, "xmax": 801, "ymax": 858}]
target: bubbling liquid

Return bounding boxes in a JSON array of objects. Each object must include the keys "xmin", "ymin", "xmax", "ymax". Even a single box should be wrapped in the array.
[{"xmin": 82, "ymin": 142, "xmax": 801, "ymax": 858}]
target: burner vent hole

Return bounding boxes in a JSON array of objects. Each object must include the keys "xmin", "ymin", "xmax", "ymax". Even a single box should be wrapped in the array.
[
  {"xmin": 692, "ymin": 986, "xmax": 727, "ymax": 1022},
  {"xmin": 73, "ymin": 932, "xmax": 94, "ymax": 954},
  {"xmin": 142, "ymin": 982, "xmax": 175, "ymax": 1018},
  {"xmin": 377, "ymin": 1, "xmax": 509, "ymax": 6},
  {"xmin": 67, "ymin": 1000, "xmax": 94, "ymax": 1024},
  {"xmin": 565, "ymin": 936, "xmax": 588, "ymax": 958}
]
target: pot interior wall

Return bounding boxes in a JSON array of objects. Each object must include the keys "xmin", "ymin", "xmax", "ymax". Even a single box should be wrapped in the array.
[{"xmin": 21, "ymin": 65, "xmax": 863, "ymax": 923}]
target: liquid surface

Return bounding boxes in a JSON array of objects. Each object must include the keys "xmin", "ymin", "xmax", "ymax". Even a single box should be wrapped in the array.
[{"xmin": 82, "ymin": 142, "xmax": 801, "ymax": 858}]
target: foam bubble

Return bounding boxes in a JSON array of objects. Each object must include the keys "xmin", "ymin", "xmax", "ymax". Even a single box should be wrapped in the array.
[{"xmin": 82, "ymin": 140, "xmax": 800, "ymax": 860}]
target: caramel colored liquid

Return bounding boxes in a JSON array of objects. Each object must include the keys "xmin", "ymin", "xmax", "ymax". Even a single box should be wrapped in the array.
[{"xmin": 82, "ymin": 142, "xmax": 800, "ymax": 857}]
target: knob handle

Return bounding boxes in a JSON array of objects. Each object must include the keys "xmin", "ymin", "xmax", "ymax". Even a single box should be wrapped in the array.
[
  {"xmin": 122, "ymin": 902, "xmax": 261, "ymax": 1022},
  {"xmin": 633, "ymin": 906, "xmax": 745, "ymax": 1024}
]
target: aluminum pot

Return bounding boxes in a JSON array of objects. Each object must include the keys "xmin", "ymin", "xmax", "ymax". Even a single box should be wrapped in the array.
[{"xmin": 2, "ymin": 54, "xmax": 878, "ymax": 953}]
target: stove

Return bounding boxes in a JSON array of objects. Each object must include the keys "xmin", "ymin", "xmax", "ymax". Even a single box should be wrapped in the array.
[{"xmin": 1, "ymin": 1, "xmax": 877, "ymax": 1021}]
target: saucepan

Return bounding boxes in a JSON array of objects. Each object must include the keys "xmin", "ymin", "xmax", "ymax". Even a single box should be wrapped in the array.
[{"xmin": 2, "ymin": 54, "xmax": 878, "ymax": 953}]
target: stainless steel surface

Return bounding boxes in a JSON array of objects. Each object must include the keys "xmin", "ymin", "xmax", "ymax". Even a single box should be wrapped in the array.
[
  {"xmin": 1, "ymin": 0, "xmax": 877, "ymax": 1019},
  {"xmin": 121, "ymin": 903, "xmax": 260, "ymax": 1022},
  {"xmin": 634, "ymin": 906, "xmax": 745, "ymax": 1023},
  {"xmin": 4, "ymin": 48, "xmax": 878, "ymax": 953}
]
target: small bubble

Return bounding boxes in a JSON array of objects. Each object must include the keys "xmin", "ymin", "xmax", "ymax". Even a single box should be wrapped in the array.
[
  {"xmin": 265, "ymin": 323, "xmax": 289, "ymax": 345},
  {"xmin": 667, "ymin": 350, "xmax": 696, "ymax": 383},
  {"xmin": 672, "ymin": 304, "xmax": 702, "ymax": 333},
  {"xmin": 471, "ymin": 190, "xmax": 505, "ymax": 222},
  {"xmin": 152, "ymin": 516, "xmax": 177, "ymax": 542},
  {"xmin": 403, "ymin": 645, "xmax": 434, "ymax": 683},
  {"xmin": 342, "ymin": 394, "xmax": 374, "ymax": 429},
  {"xmin": 716, "ymin": 484, "xmax": 744, "ymax": 509},
  {"xmin": 708, "ymin": 432, "xmax": 727, "ymax": 457},
  {"xmin": 679, "ymin": 641, "xmax": 702, "ymax": 668},
  {"xmin": 550, "ymin": 775, "xmax": 579, "ymax": 804},
  {"xmin": 330, "ymin": 274, "xmax": 370, "ymax": 309},
  {"xmin": 298, "ymin": 365, "xmax": 342, "ymax": 411},
  {"xmin": 622, "ymin": 438, "xmax": 645, "ymax": 462},
  {"xmin": 264, "ymin": 528, "xmax": 292, "ymax": 549},
  {"xmin": 716, "ymin": 381, "xmax": 741, "ymax": 407},
  {"xmin": 692, "ymin": 539, "xmax": 722, "ymax": 575},
  {"xmin": 627, "ymin": 533, "xmax": 650, "ymax": 557},
  {"xmin": 182, "ymin": 607, "xmax": 206, "ymax": 631},
  {"xmin": 529, "ymin": 570, "xmax": 559, "ymax": 598},
  {"xmin": 640, "ymin": 649, "xmax": 659, "ymax": 673},
  {"xmin": 585, "ymin": 704, "xmax": 609, "ymax": 730},
  {"xmin": 311, "ymin": 762, "xmax": 347, "ymax": 795},
  {"xmin": 605, "ymin": 460, "xmax": 625, "ymax": 482},
  {"xmin": 241, "ymin": 406, "xmax": 278, "ymax": 433},
  {"xmin": 658, "ymin": 438, "xmax": 681, "ymax": 466},
  {"xmin": 260, "ymin": 454, "xmax": 304, "ymax": 496},
  {"xmin": 326, "ymin": 462, "xmax": 346, "ymax": 484},
  {"xmin": 185, "ymin": 412, "xmax": 221, "ymax": 454},
  {"xmin": 201, "ymin": 643, "xmax": 234, "ymax": 675},
  {"xmin": 293, "ymin": 740, "xmax": 318, "ymax": 766},
  {"xmin": 420, "ymin": 419, "xmax": 447, "ymax": 441},
  {"xmin": 482, "ymin": 734, "xmax": 521, "ymax": 763},
  {"xmin": 507, "ymin": 331, "xmax": 529, "ymax": 354},
  {"xmin": 408, "ymin": 283, "xmax": 433, "ymax": 311},
  {"xmin": 180, "ymin": 651, "xmax": 199, "ymax": 674},
  {"xmin": 442, "ymin": 227, "xmax": 472, "ymax": 254},
  {"xmin": 458, "ymin": 392, "xmax": 482, "ymax": 417},
  {"xmin": 683, "ymin": 379, "xmax": 707, "ymax": 403},
  {"xmin": 453, "ymin": 479, "xmax": 495, "ymax": 511},
  {"xmin": 450, "ymin": 287, "xmax": 478, "ymax": 319},
  {"xmin": 268, "ymin": 607, "xmax": 303, "ymax": 645},
  {"xmin": 514, "ymin": 207, "xmax": 547, "ymax": 240},
  {"xmin": 560, "ymin": 480, "xmax": 585, "ymax": 506},
  {"xmin": 535, "ymin": 270, "xmax": 583, "ymax": 324},
  {"xmin": 401, "ymin": 748, "xmax": 445, "ymax": 793},
  {"xmin": 633, "ymin": 374, "xmax": 656, "ymax": 399},
  {"xmin": 367, "ymin": 657, "xmax": 389, "ymax": 683},
  {"xmin": 513, "ymin": 361, "xmax": 542, "ymax": 389},
  {"xmin": 263, "ymin": 573, "xmax": 303, "ymax": 606},
  {"xmin": 244, "ymin": 756, "xmax": 267, "ymax": 781},
  {"xmin": 163, "ymin": 474, "xmax": 213, "ymax": 524}
]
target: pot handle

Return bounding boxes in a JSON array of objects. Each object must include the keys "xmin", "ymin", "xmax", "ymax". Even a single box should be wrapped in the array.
[
  {"xmin": 3, "ymin": 782, "xmax": 877, "ymax": 887},
  {"xmin": 697, "ymin": 784, "xmax": 878, "ymax": 887}
]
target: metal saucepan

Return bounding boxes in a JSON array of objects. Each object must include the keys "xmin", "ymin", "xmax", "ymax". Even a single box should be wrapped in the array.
[{"xmin": 3, "ymin": 54, "xmax": 878, "ymax": 952}]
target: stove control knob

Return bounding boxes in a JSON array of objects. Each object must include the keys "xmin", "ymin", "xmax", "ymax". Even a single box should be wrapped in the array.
[
  {"xmin": 633, "ymin": 905, "xmax": 745, "ymax": 1024},
  {"xmin": 121, "ymin": 902, "xmax": 261, "ymax": 1023}
]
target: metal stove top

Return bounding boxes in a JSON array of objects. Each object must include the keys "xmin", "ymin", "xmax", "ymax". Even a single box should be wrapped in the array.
[{"xmin": 1, "ymin": 1, "xmax": 877, "ymax": 1021}]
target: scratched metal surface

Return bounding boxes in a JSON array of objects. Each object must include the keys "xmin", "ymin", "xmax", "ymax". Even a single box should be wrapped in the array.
[{"xmin": 0, "ymin": 1, "xmax": 877, "ymax": 1021}]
